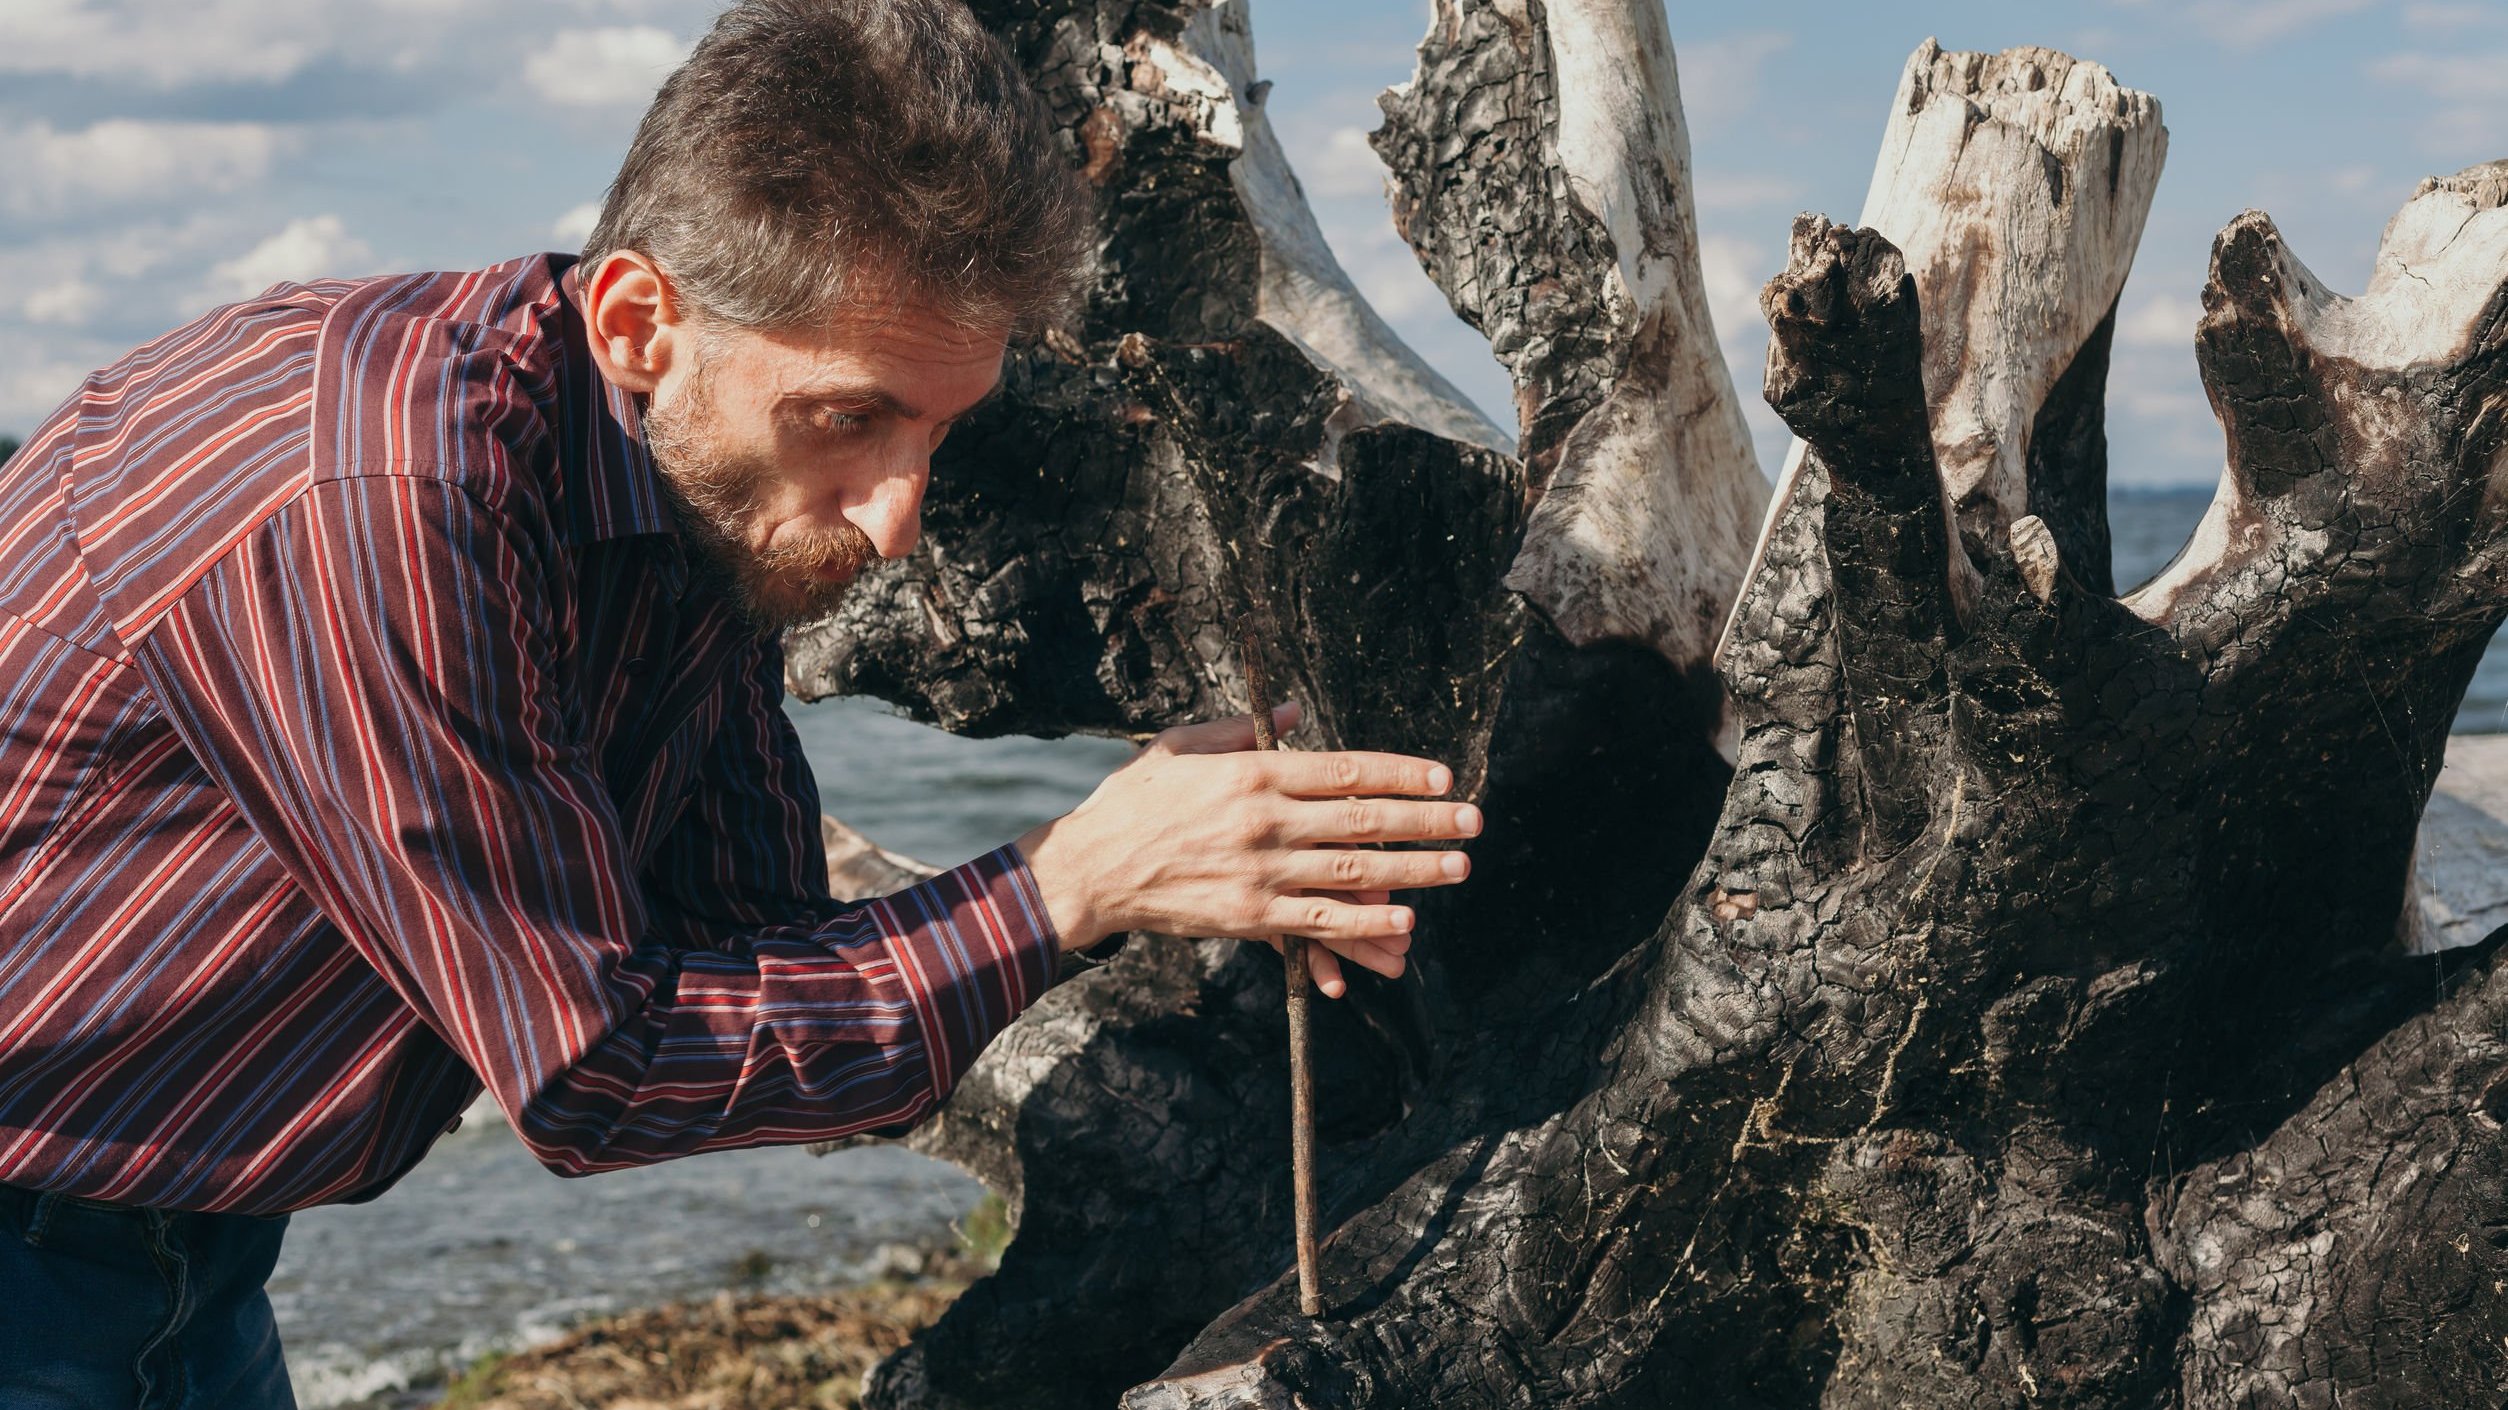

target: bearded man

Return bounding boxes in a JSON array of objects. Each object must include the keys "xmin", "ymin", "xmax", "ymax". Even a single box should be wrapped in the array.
[{"xmin": 0, "ymin": 2, "xmax": 1477, "ymax": 1402}]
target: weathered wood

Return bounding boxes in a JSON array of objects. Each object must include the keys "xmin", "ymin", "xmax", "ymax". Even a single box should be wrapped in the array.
[
  {"xmin": 786, "ymin": 0, "xmax": 2508, "ymax": 1398},
  {"xmin": 1722, "ymin": 38, "xmax": 2163, "ymax": 658},
  {"xmin": 788, "ymin": 0, "xmax": 1744, "ymax": 1402},
  {"xmin": 1122, "ymin": 146, "xmax": 2508, "ymax": 1410},
  {"xmin": 820, "ymin": 816, "xmax": 938, "ymax": 902},
  {"xmin": 1373, "ymin": 0, "xmax": 1767, "ymax": 671}
]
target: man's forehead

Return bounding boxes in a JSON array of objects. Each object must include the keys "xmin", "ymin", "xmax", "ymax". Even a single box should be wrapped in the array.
[
  {"xmin": 761, "ymin": 300, "xmax": 1005, "ymax": 362},
  {"xmin": 737, "ymin": 307, "xmax": 1007, "ymax": 409}
]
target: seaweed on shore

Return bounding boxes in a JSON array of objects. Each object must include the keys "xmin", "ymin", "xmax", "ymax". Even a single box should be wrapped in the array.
[{"xmin": 432, "ymin": 1255, "xmax": 980, "ymax": 1410}]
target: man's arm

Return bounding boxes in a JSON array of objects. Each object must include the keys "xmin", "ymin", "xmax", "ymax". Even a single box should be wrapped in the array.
[{"xmin": 138, "ymin": 474, "xmax": 1056, "ymax": 1173}]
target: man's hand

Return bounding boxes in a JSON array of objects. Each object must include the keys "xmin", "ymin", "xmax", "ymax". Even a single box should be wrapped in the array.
[{"xmin": 1013, "ymin": 703, "xmax": 1477, "ymax": 998}]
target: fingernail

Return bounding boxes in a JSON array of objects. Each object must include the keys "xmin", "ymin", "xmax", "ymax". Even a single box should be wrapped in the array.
[
  {"xmin": 1440, "ymin": 851, "xmax": 1470, "ymax": 879},
  {"xmin": 1428, "ymin": 764, "xmax": 1453, "ymax": 794},
  {"xmin": 1455, "ymin": 805, "xmax": 1482, "ymax": 836},
  {"xmin": 1392, "ymin": 908, "xmax": 1414, "ymax": 932}
]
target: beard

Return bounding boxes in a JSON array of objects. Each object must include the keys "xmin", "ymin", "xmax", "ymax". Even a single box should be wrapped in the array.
[{"xmin": 641, "ymin": 363, "xmax": 877, "ymax": 634}]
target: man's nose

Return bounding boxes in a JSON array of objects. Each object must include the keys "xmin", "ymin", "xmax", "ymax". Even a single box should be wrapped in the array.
[{"xmin": 847, "ymin": 460, "xmax": 926, "ymax": 559}]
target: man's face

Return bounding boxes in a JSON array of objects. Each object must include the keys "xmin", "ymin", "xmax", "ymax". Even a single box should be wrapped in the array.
[{"xmin": 640, "ymin": 302, "xmax": 1008, "ymax": 632}]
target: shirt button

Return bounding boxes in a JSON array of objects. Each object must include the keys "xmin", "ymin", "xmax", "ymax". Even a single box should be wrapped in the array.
[{"xmin": 624, "ymin": 657, "xmax": 652, "ymax": 678}]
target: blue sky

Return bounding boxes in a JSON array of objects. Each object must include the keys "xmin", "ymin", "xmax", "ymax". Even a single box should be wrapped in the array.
[{"xmin": 2, "ymin": 0, "xmax": 2500, "ymax": 486}]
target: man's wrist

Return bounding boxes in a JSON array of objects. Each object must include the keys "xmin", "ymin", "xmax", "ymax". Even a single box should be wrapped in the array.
[{"xmin": 1013, "ymin": 815, "xmax": 1105, "ymax": 952}]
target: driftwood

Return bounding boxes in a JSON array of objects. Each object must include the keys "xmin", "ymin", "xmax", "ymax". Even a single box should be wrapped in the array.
[
  {"xmin": 786, "ymin": 0, "xmax": 1758, "ymax": 1402},
  {"xmin": 788, "ymin": 0, "xmax": 2508, "ymax": 1401},
  {"xmin": 821, "ymin": 816, "xmax": 939, "ymax": 902}
]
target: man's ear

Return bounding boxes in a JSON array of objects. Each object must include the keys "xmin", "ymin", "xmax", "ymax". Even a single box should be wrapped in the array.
[{"xmin": 583, "ymin": 250, "xmax": 687, "ymax": 394}]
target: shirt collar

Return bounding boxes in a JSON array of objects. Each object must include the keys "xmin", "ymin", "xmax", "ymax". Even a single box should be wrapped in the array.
[{"xmin": 555, "ymin": 260, "xmax": 680, "ymax": 545}]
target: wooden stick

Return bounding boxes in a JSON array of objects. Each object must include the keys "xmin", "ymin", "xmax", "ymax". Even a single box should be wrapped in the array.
[{"xmin": 1238, "ymin": 624, "xmax": 1323, "ymax": 1319}]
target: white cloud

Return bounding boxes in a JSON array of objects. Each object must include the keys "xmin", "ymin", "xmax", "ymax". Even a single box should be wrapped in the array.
[
  {"xmin": 0, "ymin": 211, "xmax": 289, "ymax": 425},
  {"xmin": 2371, "ymin": 49, "xmax": 2499, "ymax": 99},
  {"xmin": 1301, "ymin": 127, "xmax": 1389, "ymax": 202},
  {"xmin": 551, "ymin": 201, "xmax": 604, "ymax": 245},
  {"xmin": 2111, "ymin": 383, "xmax": 2224, "ymax": 471},
  {"xmin": 22, "ymin": 280, "xmax": 101, "ymax": 327},
  {"xmin": 0, "ymin": 0, "xmax": 526, "ymax": 87},
  {"xmin": 1674, "ymin": 32, "xmax": 1789, "ymax": 128},
  {"xmin": 2401, "ymin": 2, "xmax": 2505, "ymax": 32},
  {"xmin": 0, "ymin": 212, "xmax": 239, "ymax": 299},
  {"xmin": 0, "ymin": 120, "xmax": 292, "ymax": 220},
  {"xmin": 1693, "ymin": 171, "xmax": 1804, "ymax": 214},
  {"xmin": 0, "ymin": 0, "xmax": 325, "ymax": 86},
  {"xmin": 524, "ymin": 26, "xmax": 690, "ymax": 108},
  {"xmin": 1696, "ymin": 233, "xmax": 1771, "ymax": 352},
  {"xmin": 2327, "ymin": 164, "xmax": 2379, "ymax": 195},
  {"xmin": 1317, "ymin": 216, "xmax": 1440, "ymax": 324},
  {"xmin": 0, "ymin": 354, "xmax": 91, "ymax": 433},
  {"xmin": 203, "ymin": 217, "xmax": 378, "ymax": 303},
  {"xmin": 2118, "ymin": 292, "xmax": 2202, "ymax": 350},
  {"xmin": 2114, "ymin": 0, "xmax": 2377, "ymax": 47},
  {"xmin": 2372, "ymin": 49, "xmax": 2508, "ymax": 150},
  {"xmin": 1696, "ymin": 232, "xmax": 1782, "ymax": 472},
  {"xmin": 2064, "ymin": 26, "xmax": 2130, "ymax": 57}
]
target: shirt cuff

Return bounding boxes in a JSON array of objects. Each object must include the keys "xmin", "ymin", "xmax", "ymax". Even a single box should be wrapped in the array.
[{"xmin": 855, "ymin": 844, "xmax": 1061, "ymax": 1103}]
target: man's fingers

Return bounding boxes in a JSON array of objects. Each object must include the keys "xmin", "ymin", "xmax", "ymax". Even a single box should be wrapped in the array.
[
  {"xmin": 1260, "ymin": 895, "xmax": 1413, "ymax": 943},
  {"xmin": 1282, "ymin": 798, "xmax": 1483, "ymax": 845},
  {"xmin": 1280, "ymin": 848, "xmax": 1469, "ymax": 893},
  {"xmin": 1153, "ymin": 702, "xmax": 1301, "ymax": 755},
  {"xmin": 1257, "ymin": 750, "xmax": 1454, "ymax": 799},
  {"xmin": 1304, "ymin": 942, "xmax": 1347, "ymax": 998},
  {"xmin": 1254, "ymin": 932, "xmax": 1405, "ymax": 997},
  {"xmin": 1319, "ymin": 934, "xmax": 1406, "ymax": 979}
]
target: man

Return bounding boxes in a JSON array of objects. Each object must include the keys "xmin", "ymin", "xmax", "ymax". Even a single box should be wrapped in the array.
[{"xmin": 0, "ymin": 1, "xmax": 1477, "ymax": 1403}]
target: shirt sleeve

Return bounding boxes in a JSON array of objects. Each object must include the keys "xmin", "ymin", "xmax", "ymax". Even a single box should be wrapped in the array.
[{"xmin": 135, "ymin": 474, "xmax": 1061, "ymax": 1174}]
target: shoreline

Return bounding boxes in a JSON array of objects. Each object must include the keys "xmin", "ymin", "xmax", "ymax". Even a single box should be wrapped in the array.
[
  {"xmin": 326, "ymin": 1216, "xmax": 999, "ymax": 1410},
  {"xmin": 425, "ymin": 1244, "xmax": 984, "ymax": 1410}
]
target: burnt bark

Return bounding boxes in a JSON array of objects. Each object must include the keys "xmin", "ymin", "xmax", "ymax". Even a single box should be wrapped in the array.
[
  {"xmin": 787, "ymin": 0, "xmax": 1760, "ymax": 1404},
  {"xmin": 1123, "ymin": 140, "xmax": 2508, "ymax": 1410},
  {"xmin": 789, "ymin": 0, "xmax": 2508, "ymax": 1402}
]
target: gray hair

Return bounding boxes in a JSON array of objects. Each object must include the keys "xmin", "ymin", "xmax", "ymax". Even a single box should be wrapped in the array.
[{"xmin": 583, "ymin": 0, "xmax": 1092, "ymax": 333}]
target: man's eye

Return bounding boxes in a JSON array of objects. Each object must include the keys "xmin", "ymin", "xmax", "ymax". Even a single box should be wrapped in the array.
[{"xmin": 810, "ymin": 409, "xmax": 866, "ymax": 435}]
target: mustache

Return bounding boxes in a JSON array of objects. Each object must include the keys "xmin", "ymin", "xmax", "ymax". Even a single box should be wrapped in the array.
[{"xmin": 751, "ymin": 518, "xmax": 877, "ymax": 583}]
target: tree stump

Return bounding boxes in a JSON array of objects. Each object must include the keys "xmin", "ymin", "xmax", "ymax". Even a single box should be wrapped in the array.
[{"xmin": 790, "ymin": 1, "xmax": 2508, "ymax": 1402}]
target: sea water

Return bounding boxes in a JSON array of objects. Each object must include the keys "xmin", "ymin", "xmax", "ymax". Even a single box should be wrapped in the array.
[{"xmin": 275, "ymin": 486, "xmax": 2506, "ymax": 1404}]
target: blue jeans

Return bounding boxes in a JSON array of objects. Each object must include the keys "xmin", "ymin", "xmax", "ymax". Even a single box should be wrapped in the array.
[{"xmin": 0, "ymin": 1184, "xmax": 294, "ymax": 1409}]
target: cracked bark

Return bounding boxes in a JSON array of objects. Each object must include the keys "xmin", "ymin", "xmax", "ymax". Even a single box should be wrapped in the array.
[
  {"xmin": 790, "ymin": 1, "xmax": 2508, "ymax": 1402},
  {"xmin": 787, "ymin": 0, "xmax": 1759, "ymax": 1404}
]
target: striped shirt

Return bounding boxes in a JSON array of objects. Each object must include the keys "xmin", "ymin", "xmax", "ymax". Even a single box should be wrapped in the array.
[{"xmin": 0, "ymin": 255, "xmax": 1059, "ymax": 1214}]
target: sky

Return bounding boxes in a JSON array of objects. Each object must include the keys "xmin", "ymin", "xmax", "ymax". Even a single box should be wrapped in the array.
[{"xmin": 1, "ymin": 0, "xmax": 2501, "ymax": 486}]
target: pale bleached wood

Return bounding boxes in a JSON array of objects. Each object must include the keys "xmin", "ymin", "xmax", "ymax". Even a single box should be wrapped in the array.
[
  {"xmin": 1497, "ymin": 0, "xmax": 1768, "ymax": 670},
  {"xmin": 1137, "ymin": 1, "xmax": 1512, "ymax": 469},
  {"xmin": 1864, "ymin": 42, "xmax": 2164, "ymax": 535},
  {"xmin": 1720, "ymin": 41, "xmax": 2163, "ymax": 659},
  {"xmin": 820, "ymin": 815, "xmax": 939, "ymax": 902},
  {"xmin": 1372, "ymin": 0, "xmax": 1767, "ymax": 675},
  {"xmin": 2126, "ymin": 162, "xmax": 2508, "ymax": 625}
]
